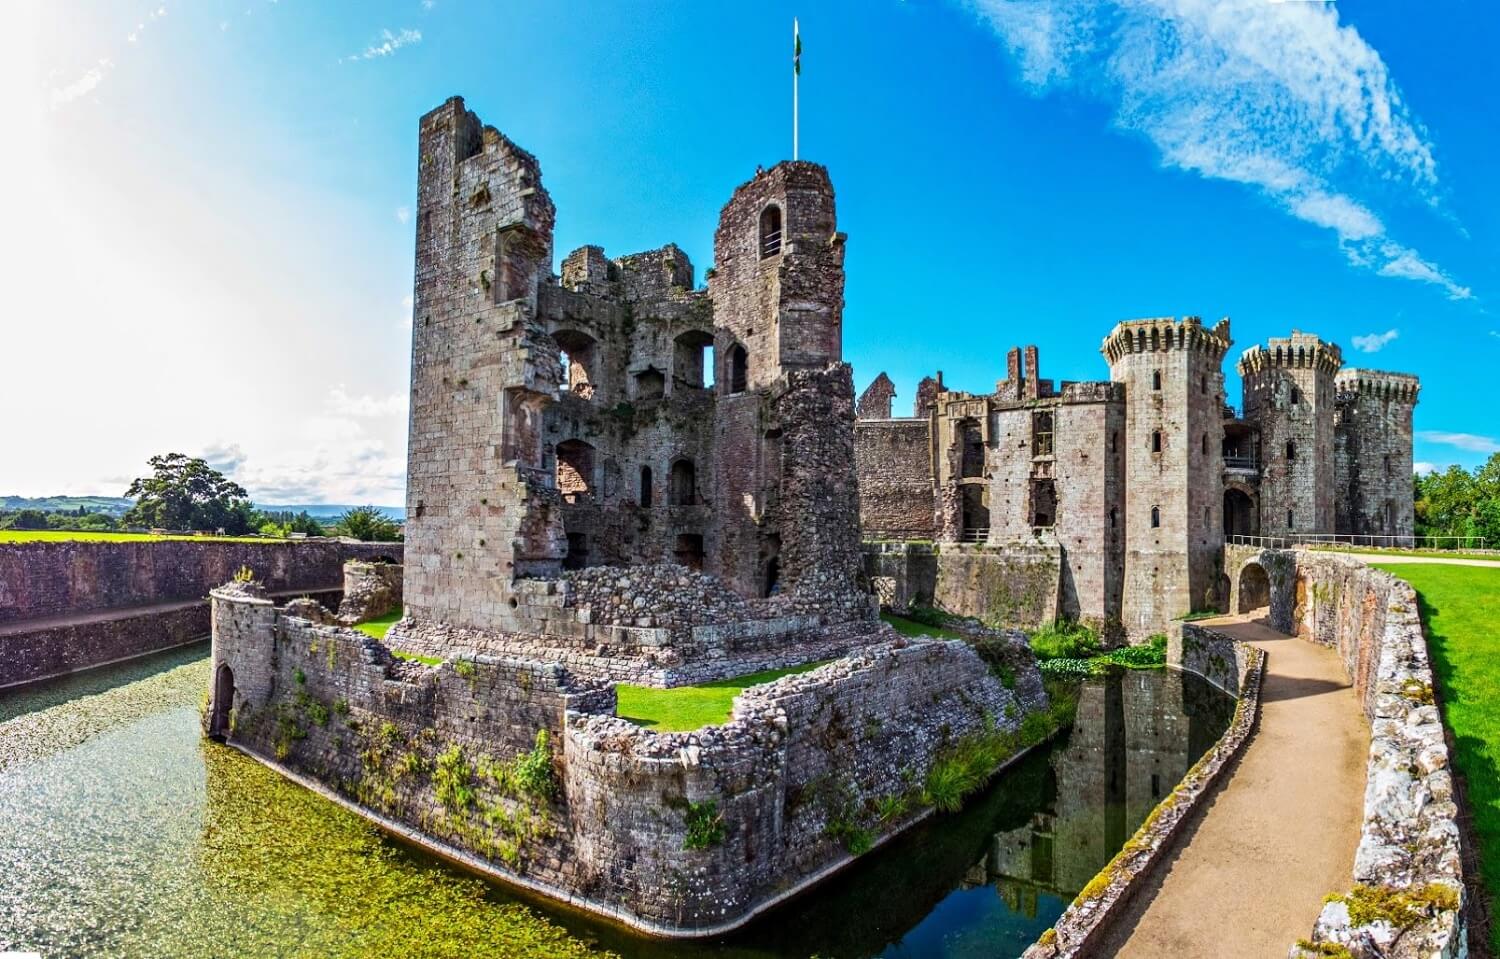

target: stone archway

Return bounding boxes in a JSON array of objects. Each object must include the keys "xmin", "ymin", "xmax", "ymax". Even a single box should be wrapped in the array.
[
  {"xmin": 1237, "ymin": 562, "xmax": 1271, "ymax": 614},
  {"xmin": 208, "ymin": 663, "xmax": 235, "ymax": 741}
]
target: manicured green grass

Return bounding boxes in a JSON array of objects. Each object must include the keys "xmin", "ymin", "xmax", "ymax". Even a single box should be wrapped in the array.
[
  {"xmin": 1372, "ymin": 562, "xmax": 1500, "ymax": 951},
  {"xmin": 882, "ymin": 611, "xmax": 964, "ymax": 640},
  {"xmin": 0, "ymin": 529, "xmax": 287, "ymax": 544},
  {"xmin": 391, "ymin": 649, "xmax": 442, "ymax": 667},
  {"xmin": 1314, "ymin": 546, "xmax": 1499, "ymax": 563},
  {"xmin": 617, "ymin": 662, "xmax": 830, "ymax": 732},
  {"xmin": 354, "ymin": 611, "xmax": 402, "ymax": 640}
]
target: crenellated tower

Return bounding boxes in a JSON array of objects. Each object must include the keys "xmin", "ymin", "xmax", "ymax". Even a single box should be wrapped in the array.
[
  {"xmin": 1334, "ymin": 369, "xmax": 1420, "ymax": 540},
  {"xmin": 1102, "ymin": 316, "xmax": 1231, "ymax": 636},
  {"xmin": 1238, "ymin": 333, "xmax": 1341, "ymax": 537}
]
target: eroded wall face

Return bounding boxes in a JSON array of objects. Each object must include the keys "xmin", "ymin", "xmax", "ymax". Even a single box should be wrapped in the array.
[
  {"xmin": 854, "ymin": 420, "xmax": 935, "ymax": 540},
  {"xmin": 405, "ymin": 99, "xmax": 562, "ymax": 629}
]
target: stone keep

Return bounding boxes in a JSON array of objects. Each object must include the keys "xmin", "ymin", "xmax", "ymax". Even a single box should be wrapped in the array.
[{"xmin": 1102, "ymin": 317, "xmax": 1230, "ymax": 632}]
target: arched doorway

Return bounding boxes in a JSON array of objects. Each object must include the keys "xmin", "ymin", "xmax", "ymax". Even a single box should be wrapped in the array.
[
  {"xmin": 1223, "ymin": 486, "xmax": 1258, "ymax": 538},
  {"xmin": 1237, "ymin": 562, "xmax": 1271, "ymax": 614},
  {"xmin": 209, "ymin": 663, "xmax": 235, "ymax": 741}
]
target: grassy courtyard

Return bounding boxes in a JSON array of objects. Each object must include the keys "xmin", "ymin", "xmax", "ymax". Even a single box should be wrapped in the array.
[
  {"xmin": 881, "ymin": 610, "xmax": 965, "ymax": 640},
  {"xmin": 616, "ymin": 662, "xmax": 829, "ymax": 732},
  {"xmin": 1372, "ymin": 562, "xmax": 1500, "ymax": 950},
  {"xmin": 354, "ymin": 610, "xmax": 402, "ymax": 640}
]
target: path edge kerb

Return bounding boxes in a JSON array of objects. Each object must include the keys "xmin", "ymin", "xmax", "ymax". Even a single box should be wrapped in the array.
[{"xmin": 1021, "ymin": 635, "xmax": 1266, "ymax": 958}]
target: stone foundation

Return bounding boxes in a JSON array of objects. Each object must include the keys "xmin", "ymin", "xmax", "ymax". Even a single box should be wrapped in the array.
[{"xmin": 208, "ymin": 582, "xmax": 1044, "ymax": 935}]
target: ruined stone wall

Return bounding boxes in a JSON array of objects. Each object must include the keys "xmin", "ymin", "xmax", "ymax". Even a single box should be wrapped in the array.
[
  {"xmin": 1334, "ymin": 370, "xmax": 1419, "ymax": 540},
  {"xmin": 1240, "ymin": 334, "xmax": 1340, "ymax": 536},
  {"xmin": 1104, "ymin": 317, "xmax": 1230, "ymax": 637},
  {"xmin": 405, "ymin": 97, "xmax": 563, "ymax": 629},
  {"xmin": 210, "ymin": 586, "xmax": 1039, "ymax": 935},
  {"xmin": 853, "ymin": 419, "xmax": 934, "ymax": 540},
  {"xmin": 1275, "ymin": 552, "xmax": 1467, "ymax": 959},
  {"xmin": 337, "ymin": 560, "xmax": 403, "ymax": 624},
  {"xmin": 0, "ymin": 539, "xmax": 396, "ymax": 626}
]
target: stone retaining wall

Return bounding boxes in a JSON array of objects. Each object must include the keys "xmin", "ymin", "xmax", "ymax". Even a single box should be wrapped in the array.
[
  {"xmin": 0, "ymin": 603, "xmax": 208, "ymax": 689},
  {"xmin": 1283, "ymin": 553, "xmax": 1466, "ymax": 959},
  {"xmin": 0, "ymin": 539, "xmax": 400, "ymax": 625},
  {"xmin": 209, "ymin": 582, "xmax": 1042, "ymax": 935},
  {"xmin": 862, "ymin": 540, "xmax": 1061, "ymax": 629}
]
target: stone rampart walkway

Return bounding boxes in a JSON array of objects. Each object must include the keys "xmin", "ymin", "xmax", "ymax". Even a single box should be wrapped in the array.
[{"xmin": 1095, "ymin": 614, "xmax": 1369, "ymax": 958}]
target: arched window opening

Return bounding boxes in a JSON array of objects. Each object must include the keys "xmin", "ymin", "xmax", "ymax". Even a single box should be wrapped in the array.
[
  {"xmin": 1287, "ymin": 509, "xmax": 1295, "ymax": 530},
  {"xmin": 1201, "ymin": 433, "xmax": 1209, "ymax": 455},
  {"xmin": 1151, "ymin": 431, "xmax": 1162, "ymax": 454},
  {"xmin": 1201, "ymin": 374, "xmax": 1208, "ymax": 395},
  {"xmin": 1224, "ymin": 487, "xmax": 1258, "ymax": 537},
  {"xmin": 1290, "ymin": 386, "xmax": 1301, "ymax": 405},
  {"xmin": 1286, "ymin": 440, "xmax": 1296, "ymax": 461},
  {"xmin": 762, "ymin": 534, "xmax": 781, "ymax": 598},
  {"xmin": 1109, "ymin": 507, "xmax": 1118, "ymax": 530},
  {"xmin": 552, "ymin": 330, "xmax": 598, "ymax": 399},
  {"xmin": 639, "ymin": 466, "xmax": 654, "ymax": 508},
  {"xmin": 673, "ymin": 330, "xmax": 715, "ymax": 390},
  {"xmin": 1384, "ymin": 454, "xmax": 1392, "ymax": 477},
  {"xmin": 959, "ymin": 419, "xmax": 985, "ymax": 478},
  {"xmin": 1150, "ymin": 506, "xmax": 1161, "ymax": 529},
  {"xmin": 209, "ymin": 663, "xmax": 235, "ymax": 740},
  {"xmin": 669, "ymin": 459, "xmax": 697, "ymax": 506},
  {"xmin": 728, "ymin": 345, "xmax": 749, "ymax": 394},
  {"xmin": 759, "ymin": 205, "xmax": 783, "ymax": 258},
  {"xmin": 1238, "ymin": 562, "xmax": 1271, "ymax": 613},
  {"xmin": 960, "ymin": 485, "xmax": 989, "ymax": 542},
  {"xmin": 556, "ymin": 440, "xmax": 596, "ymax": 502},
  {"xmin": 1152, "ymin": 370, "xmax": 1162, "ymax": 391},
  {"xmin": 1030, "ymin": 479, "xmax": 1057, "ymax": 529},
  {"xmin": 1111, "ymin": 431, "xmax": 1120, "ymax": 455}
]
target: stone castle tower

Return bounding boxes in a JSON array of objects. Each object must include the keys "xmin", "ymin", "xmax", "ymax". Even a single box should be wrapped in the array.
[
  {"xmin": 1335, "ymin": 369, "xmax": 1420, "ymax": 539},
  {"xmin": 1239, "ymin": 333, "xmax": 1342, "ymax": 537},
  {"xmin": 402, "ymin": 97, "xmax": 864, "ymax": 630},
  {"xmin": 1102, "ymin": 317, "xmax": 1231, "ymax": 632}
]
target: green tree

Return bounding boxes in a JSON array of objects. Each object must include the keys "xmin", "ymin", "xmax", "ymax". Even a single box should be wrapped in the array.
[
  {"xmin": 336, "ymin": 505, "xmax": 401, "ymax": 542},
  {"xmin": 123, "ymin": 453, "xmax": 254, "ymax": 534},
  {"xmin": 8, "ymin": 509, "xmax": 49, "ymax": 530}
]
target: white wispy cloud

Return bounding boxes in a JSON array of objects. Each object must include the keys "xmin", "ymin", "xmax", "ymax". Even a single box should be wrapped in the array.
[
  {"xmin": 1416, "ymin": 431, "xmax": 1500, "ymax": 454},
  {"xmin": 395, "ymin": 206, "xmax": 410, "ymax": 224},
  {"xmin": 965, "ymin": 0, "xmax": 1471, "ymax": 300},
  {"xmin": 50, "ymin": 61, "xmax": 112, "ymax": 109},
  {"xmin": 1413, "ymin": 462, "xmax": 1438, "ymax": 477},
  {"xmin": 1351, "ymin": 329, "xmax": 1398, "ymax": 353},
  {"xmin": 343, "ymin": 28, "xmax": 422, "ymax": 63},
  {"xmin": 328, "ymin": 386, "xmax": 407, "ymax": 419}
]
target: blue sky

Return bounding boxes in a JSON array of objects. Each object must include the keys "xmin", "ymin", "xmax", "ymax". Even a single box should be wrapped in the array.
[{"xmin": 9, "ymin": 0, "xmax": 1496, "ymax": 503}]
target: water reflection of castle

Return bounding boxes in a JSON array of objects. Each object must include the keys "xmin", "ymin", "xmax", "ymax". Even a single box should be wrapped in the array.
[{"xmin": 964, "ymin": 670, "xmax": 1233, "ymax": 913}]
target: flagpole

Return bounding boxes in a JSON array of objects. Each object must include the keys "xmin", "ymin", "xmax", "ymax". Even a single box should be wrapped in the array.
[{"xmin": 793, "ymin": 18, "xmax": 799, "ymax": 161}]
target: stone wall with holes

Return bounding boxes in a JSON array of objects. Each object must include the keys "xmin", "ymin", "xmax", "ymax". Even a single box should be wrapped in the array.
[
  {"xmin": 0, "ymin": 539, "xmax": 398, "ymax": 626},
  {"xmin": 210, "ymin": 582, "xmax": 1044, "ymax": 936},
  {"xmin": 861, "ymin": 540, "xmax": 1061, "ymax": 629},
  {"xmin": 1281, "ymin": 551, "xmax": 1466, "ymax": 959}
]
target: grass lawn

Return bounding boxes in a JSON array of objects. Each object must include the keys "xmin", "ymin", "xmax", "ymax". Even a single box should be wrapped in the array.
[
  {"xmin": 1313, "ymin": 546, "xmax": 1499, "ymax": 563},
  {"xmin": 1372, "ymin": 562, "xmax": 1500, "ymax": 950},
  {"xmin": 355, "ymin": 611, "xmax": 402, "ymax": 640},
  {"xmin": 0, "ymin": 529, "xmax": 287, "ymax": 544},
  {"xmin": 881, "ymin": 611, "xmax": 965, "ymax": 640},
  {"xmin": 616, "ymin": 662, "xmax": 830, "ymax": 732}
]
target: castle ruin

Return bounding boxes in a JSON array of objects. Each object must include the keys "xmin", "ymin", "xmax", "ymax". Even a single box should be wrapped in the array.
[{"xmin": 856, "ymin": 325, "xmax": 1418, "ymax": 637}]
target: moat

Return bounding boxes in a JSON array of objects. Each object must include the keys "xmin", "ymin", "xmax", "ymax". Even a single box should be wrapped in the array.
[{"xmin": 0, "ymin": 645, "xmax": 1233, "ymax": 959}]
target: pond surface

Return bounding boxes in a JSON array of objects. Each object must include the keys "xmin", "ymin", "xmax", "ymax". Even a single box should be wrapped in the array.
[{"xmin": 0, "ymin": 647, "xmax": 1232, "ymax": 959}]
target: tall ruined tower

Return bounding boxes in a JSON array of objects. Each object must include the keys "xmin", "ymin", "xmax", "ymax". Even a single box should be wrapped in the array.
[
  {"xmin": 1335, "ymin": 369, "xmax": 1420, "ymax": 540},
  {"xmin": 706, "ymin": 163, "xmax": 860, "ymax": 605},
  {"xmin": 1239, "ymin": 333, "xmax": 1341, "ymax": 537},
  {"xmin": 1103, "ymin": 317, "xmax": 1231, "ymax": 636},
  {"xmin": 403, "ymin": 97, "xmax": 565, "ymax": 629}
]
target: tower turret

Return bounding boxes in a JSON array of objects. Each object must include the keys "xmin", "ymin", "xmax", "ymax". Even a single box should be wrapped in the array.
[
  {"xmin": 1238, "ymin": 333, "xmax": 1341, "ymax": 537},
  {"xmin": 1102, "ymin": 316, "xmax": 1232, "ymax": 636},
  {"xmin": 1334, "ymin": 369, "xmax": 1420, "ymax": 541}
]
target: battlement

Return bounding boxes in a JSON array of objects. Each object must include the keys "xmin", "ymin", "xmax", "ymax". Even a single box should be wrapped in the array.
[
  {"xmin": 1100, "ymin": 316, "xmax": 1233, "ymax": 364},
  {"xmin": 1237, "ymin": 332, "xmax": 1342, "ymax": 378},
  {"xmin": 1336, "ymin": 368, "xmax": 1421, "ymax": 404}
]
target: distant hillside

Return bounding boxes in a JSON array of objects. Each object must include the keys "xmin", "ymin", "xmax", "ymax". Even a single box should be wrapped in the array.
[
  {"xmin": 0, "ymin": 495, "xmax": 134, "ymax": 515},
  {"xmin": 257, "ymin": 504, "xmax": 405, "ymax": 522}
]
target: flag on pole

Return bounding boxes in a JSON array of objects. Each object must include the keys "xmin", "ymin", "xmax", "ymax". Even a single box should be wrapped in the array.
[{"xmin": 794, "ymin": 22, "xmax": 802, "ymax": 75}]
